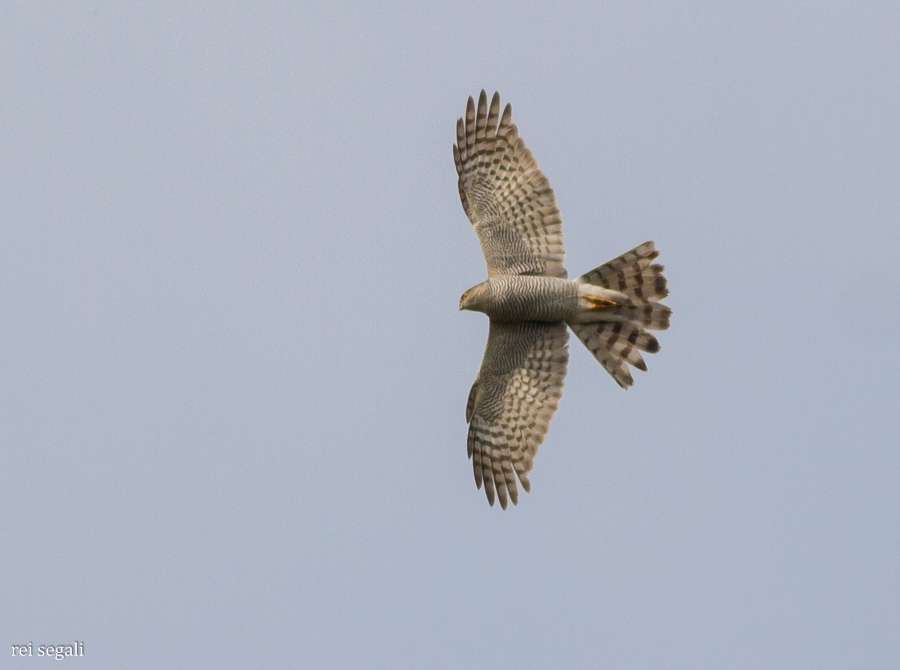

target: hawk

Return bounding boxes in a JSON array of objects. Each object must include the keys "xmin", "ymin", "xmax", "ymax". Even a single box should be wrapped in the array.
[{"xmin": 454, "ymin": 91, "xmax": 672, "ymax": 509}]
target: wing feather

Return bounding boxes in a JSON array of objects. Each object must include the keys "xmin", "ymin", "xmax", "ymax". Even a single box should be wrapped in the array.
[
  {"xmin": 466, "ymin": 321, "xmax": 568, "ymax": 508},
  {"xmin": 454, "ymin": 91, "xmax": 566, "ymax": 278}
]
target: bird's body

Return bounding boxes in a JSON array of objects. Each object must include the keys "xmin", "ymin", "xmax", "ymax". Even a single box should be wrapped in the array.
[
  {"xmin": 454, "ymin": 91, "xmax": 672, "ymax": 509},
  {"xmin": 461, "ymin": 275, "xmax": 661, "ymax": 324},
  {"xmin": 461, "ymin": 276, "xmax": 579, "ymax": 322}
]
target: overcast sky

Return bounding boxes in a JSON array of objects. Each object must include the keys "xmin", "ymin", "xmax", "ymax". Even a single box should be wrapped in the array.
[{"xmin": 2, "ymin": 2, "xmax": 899, "ymax": 668}]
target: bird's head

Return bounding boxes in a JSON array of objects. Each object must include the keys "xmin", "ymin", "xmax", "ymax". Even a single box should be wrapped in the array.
[{"xmin": 459, "ymin": 282, "xmax": 489, "ymax": 312}]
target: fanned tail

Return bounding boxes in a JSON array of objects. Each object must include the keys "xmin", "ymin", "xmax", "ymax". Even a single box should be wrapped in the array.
[{"xmin": 570, "ymin": 241, "xmax": 671, "ymax": 388}]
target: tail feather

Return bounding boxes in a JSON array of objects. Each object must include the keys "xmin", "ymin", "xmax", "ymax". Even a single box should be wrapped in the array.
[
  {"xmin": 614, "ymin": 303, "xmax": 671, "ymax": 330},
  {"xmin": 571, "ymin": 241, "xmax": 671, "ymax": 388},
  {"xmin": 571, "ymin": 321, "xmax": 662, "ymax": 388},
  {"xmin": 579, "ymin": 241, "xmax": 669, "ymax": 305},
  {"xmin": 570, "ymin": 322, "xmax": 635, "ymax": 388}
]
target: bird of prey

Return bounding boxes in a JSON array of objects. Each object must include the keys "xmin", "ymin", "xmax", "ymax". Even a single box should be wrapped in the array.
[{"xmin": 454, "ymin": 91, "xmax": 671, "ymax": 509}]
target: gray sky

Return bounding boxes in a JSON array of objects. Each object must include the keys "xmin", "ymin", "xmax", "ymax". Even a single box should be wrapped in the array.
[{"xmin": 2, "ymin": 1, "xmax": 899, "ymax": 668}]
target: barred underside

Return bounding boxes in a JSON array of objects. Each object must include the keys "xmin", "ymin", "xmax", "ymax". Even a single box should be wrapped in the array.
[
  {"xmin": 480, "ymin": 275, "xmax": 579, "ymax": 322},
  {"xmin": 466, "ymin": 321, "xmax": 568, "ymax": 509},
  {"xmin": 453, "ymin": 91, "xmax": 566, "ymax": 278}
]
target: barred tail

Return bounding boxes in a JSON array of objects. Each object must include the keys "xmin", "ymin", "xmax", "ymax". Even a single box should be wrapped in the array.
[
  {"xmin": 571, "ymin": 241, "xmax": 671, "ymax": 388},
  {"xmin": 578, "ymin": 241, "xmax": 669, "ymax": 304},
  {"xmin": 612, "ymin": 303, "xmax": 671, "ymax": 330}
]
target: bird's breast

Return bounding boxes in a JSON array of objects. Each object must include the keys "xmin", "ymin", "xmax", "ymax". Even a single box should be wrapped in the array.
[{"xmin": 483, "ymin": 276, "xmax": 578, "ymax": 322}]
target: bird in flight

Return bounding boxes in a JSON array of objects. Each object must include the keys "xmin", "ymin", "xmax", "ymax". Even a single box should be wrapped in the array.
[{"xmin": 454, "ymin": 91, "xmax": 671, "ymax": 509}]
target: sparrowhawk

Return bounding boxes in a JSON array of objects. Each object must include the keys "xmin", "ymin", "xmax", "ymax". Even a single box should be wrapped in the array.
[{"xmin": 455, "ymin": 91, "xmax": 672, "ymax": 509}]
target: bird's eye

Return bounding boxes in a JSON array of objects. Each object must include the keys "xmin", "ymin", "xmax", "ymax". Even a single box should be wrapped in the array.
[{"xmin": 462, "ymin": 291, "xmax": 468, "ymax": 300}]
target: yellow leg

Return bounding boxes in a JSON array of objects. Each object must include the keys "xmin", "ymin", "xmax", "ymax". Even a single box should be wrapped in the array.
[{"xmin": 584, "ymin": 294, "xmax": 618, "ymax": 309}]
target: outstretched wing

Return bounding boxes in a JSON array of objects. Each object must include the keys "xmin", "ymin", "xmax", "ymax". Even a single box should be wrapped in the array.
[
  {"xmin": 453, "ymin": 91, "xmax": 566, "ymax": 278},
  {"xmin": 465, "ymin": 321, "xmax": 569, "ymax": 509}
]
